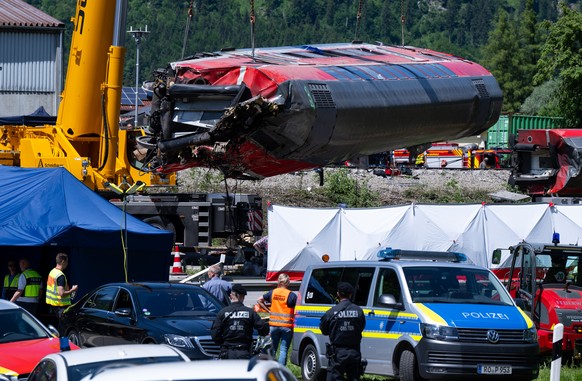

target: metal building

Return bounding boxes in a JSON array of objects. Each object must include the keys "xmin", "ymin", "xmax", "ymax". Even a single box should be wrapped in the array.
[{"xmin": 0, "ymin": 0, "xmax": 64, "ymax": 117}]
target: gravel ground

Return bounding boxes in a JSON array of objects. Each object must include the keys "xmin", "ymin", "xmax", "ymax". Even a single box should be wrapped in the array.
[{"xmin": 177, "ymin": 167, "xmax": 513, "ymax": 207}]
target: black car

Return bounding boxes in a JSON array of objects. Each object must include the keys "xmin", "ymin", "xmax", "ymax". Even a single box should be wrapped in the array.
[{"xmin": 59, "ymin": 282, "xmax": 224, "ymax": 360}]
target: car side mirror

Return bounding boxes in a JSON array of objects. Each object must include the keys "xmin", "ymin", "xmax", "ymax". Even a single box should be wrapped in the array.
[
  {"xmin": 114, "ymin": 308, "xmax": 132, "ymax": 317},
  {"xmin": 492, "ymin": 249, "xmax": 502, "ymax": 265},
  {"xmin": 47, "ymin": 324, "xmax": 60, "ymax": 337},
  {"xmin": 377, "ymin": 294, "xmax": 403, "ymax": 309}
]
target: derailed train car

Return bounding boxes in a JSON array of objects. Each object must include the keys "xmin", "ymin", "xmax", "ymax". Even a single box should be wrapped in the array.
[{"xmin": 140, "ymin": 42, "xmax": 503, "ymax": 179}]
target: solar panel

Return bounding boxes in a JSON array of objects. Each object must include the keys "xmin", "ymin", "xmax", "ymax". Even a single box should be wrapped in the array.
[{"xmin": 120, "ymin": 87, "xmax": 150, "ymax": 106}]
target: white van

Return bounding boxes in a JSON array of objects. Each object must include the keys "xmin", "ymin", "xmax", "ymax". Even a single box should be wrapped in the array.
[{"xmin": 290, "ymin": 249, "xmax": 540, "ymax": 381}]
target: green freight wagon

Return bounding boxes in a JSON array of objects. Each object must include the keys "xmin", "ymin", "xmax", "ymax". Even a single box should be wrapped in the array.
[{"xmin": 486, "ymin": 114, "xmax": 564, "ymax": 148}]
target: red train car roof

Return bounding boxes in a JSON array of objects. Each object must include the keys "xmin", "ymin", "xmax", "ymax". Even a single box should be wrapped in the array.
[{"xmin": 172, "ymin": 42, "xmax": 492, "ymax": 97}]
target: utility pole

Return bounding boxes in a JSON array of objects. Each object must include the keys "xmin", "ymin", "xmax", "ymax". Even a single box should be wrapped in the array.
[{"xmin": 127, "ymin": 25, "xmax": 149, "ymax": 127}]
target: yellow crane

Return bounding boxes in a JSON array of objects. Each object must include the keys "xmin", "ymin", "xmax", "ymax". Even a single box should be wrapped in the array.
[{"xmin": 0, "ymin": 0, "xmax": 174, "ymax": 191}]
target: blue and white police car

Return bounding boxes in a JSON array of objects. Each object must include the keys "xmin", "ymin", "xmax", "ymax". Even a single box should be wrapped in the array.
[{"xmin": 290, "ymin": 249, "xmax": 540, "ymax": 381}]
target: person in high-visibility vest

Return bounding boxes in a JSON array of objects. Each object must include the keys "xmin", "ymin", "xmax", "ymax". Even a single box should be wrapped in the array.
[
  {"xmin": 10, "ymin": 258, "xmax": 42, "ymax": 316},
  {"xmin": 2, "ymin": 260, "xmax": 20, "ymax": 300},
  {"xmin": 46, "ymin": 253, "xmax": 78, "ymax": 320},
  {"xmin": 257, "ymin": 273, "xmax": 296, "ymax": 365}
]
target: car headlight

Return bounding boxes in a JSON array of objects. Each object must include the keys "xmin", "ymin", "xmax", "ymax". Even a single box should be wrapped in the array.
[
  {"xmin": 523, "ymin": 327, "xmax": 538, "ymax": 343},
  {"xmin": 164, "ymin": 334, "xmax": 193, "ymax": 348},
  {"xmin": 421, "ymin": 324, "xmax": 459, "ymax": 341}
]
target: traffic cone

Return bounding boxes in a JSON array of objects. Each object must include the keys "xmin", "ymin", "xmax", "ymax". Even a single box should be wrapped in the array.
[{"xmin": 171, "ymin": 246, "xmax": 184, "ymax": 274}]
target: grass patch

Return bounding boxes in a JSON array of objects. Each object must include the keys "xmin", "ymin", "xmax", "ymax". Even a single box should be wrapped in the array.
[
  {"xmin": 323, "ymin": 168, "xmax": 380, "ymax": 207},
  {"xmin": 537, "ymin": 361, "xmax": 580, "ymax": 381},
  {"xmin": 287, "ymin": 359, "xmax": 580, "ymax": 381},
  {"xmin": 403, "ymin": 183, "xmax": 491, "ymax": 204}
]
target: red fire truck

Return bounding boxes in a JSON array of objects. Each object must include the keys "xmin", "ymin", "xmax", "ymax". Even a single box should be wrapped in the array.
[
  {"xmin": 501, "ymin": 240, "xmax": 582, "ymax": 362},
  {"xmin": 394, "ymin": 143, "xmax": 511, "ymax": 169}
]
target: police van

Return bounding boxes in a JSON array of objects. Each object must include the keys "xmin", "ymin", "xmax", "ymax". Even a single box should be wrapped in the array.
[{"xmin": 290, "ymin": 249, "xmax": 540, "ymax": 381}]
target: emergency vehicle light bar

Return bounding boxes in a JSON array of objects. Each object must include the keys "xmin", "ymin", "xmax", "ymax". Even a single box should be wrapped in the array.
[
  {"xmin": 542, "ymin": 245, "xmax": 582, "ymax": 255},
  {"xmin": 377, "ymin": 248, "xmax": 467, "ymax": 262}
]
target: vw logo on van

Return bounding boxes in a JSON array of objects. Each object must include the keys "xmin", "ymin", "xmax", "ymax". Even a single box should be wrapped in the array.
[{"xmin": 486, "ymin": 330, "xmax": 500, "ymax": 344}]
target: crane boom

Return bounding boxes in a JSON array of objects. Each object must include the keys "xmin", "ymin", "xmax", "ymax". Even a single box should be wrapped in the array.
[
  {"xmin": 0, "ymin": 0, "xmax": 264, "ymax": 257},
  {"xmin": 0, "ymin": 0, "xmax": 175, "ymax": 190}
]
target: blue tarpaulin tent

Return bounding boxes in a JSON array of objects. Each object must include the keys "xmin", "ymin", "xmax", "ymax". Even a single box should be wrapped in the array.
[
  {"xmin": 0, "ymin": 167, "xmax": 173, "ymax": 301},
  {"xmin": 0, "ymin": 106, "xmax": 56, "ymax": 126}
]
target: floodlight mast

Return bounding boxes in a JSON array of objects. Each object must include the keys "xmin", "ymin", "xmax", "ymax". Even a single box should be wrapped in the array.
[{"xmin": 127, "ymin": 25, "xmax": 149, "ymax": 127}]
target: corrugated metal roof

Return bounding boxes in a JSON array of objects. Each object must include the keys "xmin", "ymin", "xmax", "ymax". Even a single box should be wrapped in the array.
[{"xmin": 0, "ymin": 0, "xmax": 64, "ymax": 29}]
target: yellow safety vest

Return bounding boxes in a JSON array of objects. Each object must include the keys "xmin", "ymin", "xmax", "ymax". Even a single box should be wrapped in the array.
[
  {"xmin": 3, "ymin": 274, "xmax": 20, "ymax": 300},
  {"xmin": 46, "ymin": 268, "xmax": 71, "ymax": 306},
  {"xmin": 22, "ymin": 269, "xmax": 42, "ymax": 299}
]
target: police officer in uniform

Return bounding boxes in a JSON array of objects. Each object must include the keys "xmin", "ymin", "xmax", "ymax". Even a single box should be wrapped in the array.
[
  {"xmin": 211, "ymin": 283, "xmax": 269, "ymax": 359},
  {"xmin": 2, "ymin": 260, "xmax": 20, "ymax": 300},
  {"xmin": 10, "ymin": 258, "xmax": 42, "ymax": 316},
  {"xmin": 320, "ymin": 282, "xmax": 366, "ymax": 381}
]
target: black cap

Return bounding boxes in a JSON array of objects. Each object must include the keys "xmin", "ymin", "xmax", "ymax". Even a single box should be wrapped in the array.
[
  {"xmin": 337, "ymin": 282, "xmax": 354, "ymax": 295},
  {"xmin": 232, "ymin": 283, "xmax": 247, "ymax": 296}
]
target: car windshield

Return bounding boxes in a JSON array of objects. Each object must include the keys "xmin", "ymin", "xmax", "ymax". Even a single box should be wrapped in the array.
[
  {"xmin": 0, "ymin": 309, "xmax": 50, "ymax": 343},
  {"xmin": 135, "ymin": 287, "xmax": 222, "ymax": 318},
  {"xmin": 71, "ymin": 356, "xmax": 184, "ymax": 381},
  {"xmin": 403, "ymin": 267, "xmax": 513, "ymax": 305},
  {"xmin": 537, "ymin": 253, "xmax": 581, "ymax": 286}
]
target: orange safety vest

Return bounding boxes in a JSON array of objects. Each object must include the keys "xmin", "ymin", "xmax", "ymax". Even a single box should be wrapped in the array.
[{"xmin": 269, "ymin": 288, "xmax": 294, "ymax": 327}]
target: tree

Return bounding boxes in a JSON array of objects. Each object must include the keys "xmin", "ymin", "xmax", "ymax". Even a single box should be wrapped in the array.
[
  {"xmin": 23, "ymin": 0, "xmax": 574, "ymax": 100},
  {"xmin": 517, "ymin": 0, "xmax": 540, "ymax": 106},
  {"xmin": 520, "ymin": 79, "xmax": 561, "ymax": 116},
  {"xmin": 481, "ymin": 1, "xmax": 550, "ymax": 113},
  {"xmin": 467, "ymin": 0, "xmax": 498, "ymax": 46},
  {"xmin": 534, "ymin": 5, "xmax": 582, "ymax": 127},
  {"xmin": 482, "ymin": 10, "xmax": 523, "ymax": 112}
]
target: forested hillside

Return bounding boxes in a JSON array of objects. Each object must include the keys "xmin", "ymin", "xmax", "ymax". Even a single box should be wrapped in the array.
[{"xmin": 25, "ymin": 0, "xmax": 581, "ymax": 125}]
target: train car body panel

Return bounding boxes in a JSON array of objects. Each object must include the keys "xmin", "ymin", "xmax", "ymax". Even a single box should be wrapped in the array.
[{"xmin": 143, "ymin": 42, "xmax": 503, "ymax": 179}]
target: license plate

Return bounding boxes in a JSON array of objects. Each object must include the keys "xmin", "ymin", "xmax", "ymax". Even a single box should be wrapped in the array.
[{"xmin": 477, "ymin": 365, "xmax": 512, "ymax": 375}]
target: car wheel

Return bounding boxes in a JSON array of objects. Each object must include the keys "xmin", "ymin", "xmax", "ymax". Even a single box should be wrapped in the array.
[
  {"xmin": 67, "ymin": 329, "xmax": 81, "ymax": 347},
  {"xmin": 301, "ymin": 344, "xmax": 326, "ymax": 381},
  {"xmin": 399, "ymin": 349, "xmax": 423, "ymax": 381}
]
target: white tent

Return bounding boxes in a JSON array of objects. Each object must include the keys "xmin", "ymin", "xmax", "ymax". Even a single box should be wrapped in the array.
[{"xmin": 266, "ymin": 203, "xmax": 582, "ymax": 281}]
